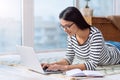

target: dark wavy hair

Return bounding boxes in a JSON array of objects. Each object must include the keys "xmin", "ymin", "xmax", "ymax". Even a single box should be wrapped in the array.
[{"xmin": 59, "ymin": 6, "xmax": 90, "ymax": 30}]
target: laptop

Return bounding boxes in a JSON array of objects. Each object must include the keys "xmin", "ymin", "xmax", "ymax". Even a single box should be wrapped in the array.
[{"xmin": 16, "ymin": 45, "xmax": 62, "ymax": 74}]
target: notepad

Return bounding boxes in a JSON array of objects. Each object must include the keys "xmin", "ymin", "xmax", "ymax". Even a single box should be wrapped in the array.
[{"xmin": 66, "ymin": 69, "xmax": 104, "ymax": 77}]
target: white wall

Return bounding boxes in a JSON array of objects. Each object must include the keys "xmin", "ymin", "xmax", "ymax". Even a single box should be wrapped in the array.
[{"xmin": 115, "ymin": 0, "xmax": 120, "ymax": 15}]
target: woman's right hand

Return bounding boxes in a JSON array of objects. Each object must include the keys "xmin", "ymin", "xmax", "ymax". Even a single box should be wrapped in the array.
[
  {"xmin": 41, "ymin": 63, "xmax": 58, "ymax": 71},
  {"xmin": 41, "ymin": 63, "xmax": 49, "ymax": 70}
]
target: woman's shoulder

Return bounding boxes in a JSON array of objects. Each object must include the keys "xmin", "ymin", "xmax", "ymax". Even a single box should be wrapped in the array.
[
  {"xmin": 89, "ymin": 26, "xmax": 104, "ymax": 40},
  {"xmin": 90, "ymin": 26, "xmax": 102, "ymax": 34},
  {"xmin": 90, "ymin": 26, "xmax": 100, "ymax": 32}
]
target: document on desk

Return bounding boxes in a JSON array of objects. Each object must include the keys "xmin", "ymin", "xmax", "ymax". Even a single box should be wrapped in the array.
[{"xmin": 66, "ymin": 69, "xmax": 104, "ymax": 77}]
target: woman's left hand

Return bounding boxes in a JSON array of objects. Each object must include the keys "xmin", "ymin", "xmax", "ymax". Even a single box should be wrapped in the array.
[{"xmin": 46, "ymin": 64, "xmax": 68, "ymax": 71}]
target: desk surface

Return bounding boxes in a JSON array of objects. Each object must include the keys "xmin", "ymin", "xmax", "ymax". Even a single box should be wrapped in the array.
[{"xmin": 0, "ymin": 65, "xmax": 120, "ymax": 80}]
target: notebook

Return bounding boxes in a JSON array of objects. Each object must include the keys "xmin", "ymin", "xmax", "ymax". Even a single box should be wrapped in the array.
[
  {"xmin": 66, "ymin": 69, "xmax": 104, "ymax": 77},
  {"xmin": 16, "ymin": 45, "xmax": 62, "ymax": 74}
]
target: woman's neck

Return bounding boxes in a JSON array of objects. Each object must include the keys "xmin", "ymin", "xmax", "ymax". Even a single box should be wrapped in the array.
[
  {"xmin": 75, "ymin": 28, "xmax": 90, "ymax": 45},
  {"xmin": 76, "ymin": 28, "xmax": 89, "ymax": 38}
]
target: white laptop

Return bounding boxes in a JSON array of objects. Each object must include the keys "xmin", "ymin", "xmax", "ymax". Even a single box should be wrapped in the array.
[{"xmin": 16, "ymin": 45, "xmax": 62, "ymax": 74}]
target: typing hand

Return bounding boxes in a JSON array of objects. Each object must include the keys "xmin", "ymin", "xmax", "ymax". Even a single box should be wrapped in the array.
[
  {"xmin": 41, "ymin": 63, "xmax": 49, "ymax": 70},
  {"xmin": 46, "ymin": 64, "xmax": 67, "ymax": 71},
  {"xmin": 43, "ymin": 66, "xmax": 48, "ymax": 71}
]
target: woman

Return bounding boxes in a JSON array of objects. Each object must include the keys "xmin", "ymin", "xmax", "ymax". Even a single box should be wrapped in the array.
[{"xmin": 42, "ymin": 6, "xmax": 120, "ymax": 71}]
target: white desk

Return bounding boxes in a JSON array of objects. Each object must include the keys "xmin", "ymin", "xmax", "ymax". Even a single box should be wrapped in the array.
[{"xmin": 0, "ymin": 65, "xmax": 120, "ymax": 80}]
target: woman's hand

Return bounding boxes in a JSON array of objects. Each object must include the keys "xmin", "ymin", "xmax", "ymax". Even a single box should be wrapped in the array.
[
  {"xmin": 46, "ymin": 64, "xmax": 68, "ymax": 71},
  {"xmin": 41, "ymin": 63, "xmax": 49, "ymax": 68},
  {"xmin": 41, "ymin": 63, "xmax": 50, "ymax": 70},
  {"xmin": 41, "ymin": 59, "xmax": 69, "ymax": 71},
  {"xmin": 41, "ymin": 63, "xmax": 56, "ymax": 70}
]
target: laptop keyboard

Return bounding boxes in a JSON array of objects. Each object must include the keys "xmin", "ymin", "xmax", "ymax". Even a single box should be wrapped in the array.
[
  {"xmin": 44, "ymin": 69, "xmax": 60, "ymax": 72},
  {"xmin": 43, "ymin": 66, "xmax": 62, "ymax": 73}
]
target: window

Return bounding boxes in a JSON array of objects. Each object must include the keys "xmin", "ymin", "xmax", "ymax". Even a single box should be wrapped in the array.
[
  {"xmin": 34, "ymin": 0, "xmax": 74, "ymax": 51},
  {"xmin": 0, "ymin": 0, "xmax": 21, "ymax": 53},
  {"xmin": 0, "ymin": 0, "xmax": 119, "ymax": 53}
]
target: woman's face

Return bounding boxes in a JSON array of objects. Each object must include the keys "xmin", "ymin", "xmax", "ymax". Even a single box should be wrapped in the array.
[{"xmin": 60, "ymin": 19, "xmax": 79, "ymax": 36}]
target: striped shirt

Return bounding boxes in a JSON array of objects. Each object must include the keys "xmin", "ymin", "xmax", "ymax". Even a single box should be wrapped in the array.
[{"xmin": 65, "ymin": 27, "xmax": 120, "ymax": 70}]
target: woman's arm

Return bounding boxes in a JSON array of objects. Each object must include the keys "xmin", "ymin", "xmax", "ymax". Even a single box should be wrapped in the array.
[
  {"xmin": 42, "ymin": 58, "xmax": 86, "ymax": 71},
  {"xmin": 46, "ymin": 63, "xmax": 86, "ymax": 71},
  {"xmin": 84, "ymin": 31, "xmax": 103, "ymax": 70},
  {"xmin": 41, "ymin": 58, "xmax": 69, "ymax": 69},
  {"xmin": 51, "ymin": 58, "xmax": 69, "ymax": 65},
  {"xmin": 66, "ymin": 63, "xmax": 86, "ymax": 70}
]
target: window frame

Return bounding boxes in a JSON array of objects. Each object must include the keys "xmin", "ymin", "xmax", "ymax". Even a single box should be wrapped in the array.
[
  {"xmin": 22, "ymin": 0, "xmax": 34, "ymax": 47},
  {"xmin": 22, "ymin": 0, "xmax": 78, "ymax": 52}
]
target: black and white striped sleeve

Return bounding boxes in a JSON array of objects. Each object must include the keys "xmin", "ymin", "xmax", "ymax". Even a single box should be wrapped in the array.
[
  {"xmin": 84, "ymin": 32, "xmax": 103, "ymax": 70},
  {"xmin": 64, "ymin": 36, "xmax": 75, "ymax": 64}
]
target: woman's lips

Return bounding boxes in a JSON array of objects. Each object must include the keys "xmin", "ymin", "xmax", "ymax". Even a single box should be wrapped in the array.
[{"xmin": 66, "ymin": 31, "xmax": 72, "ymax": 35}]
